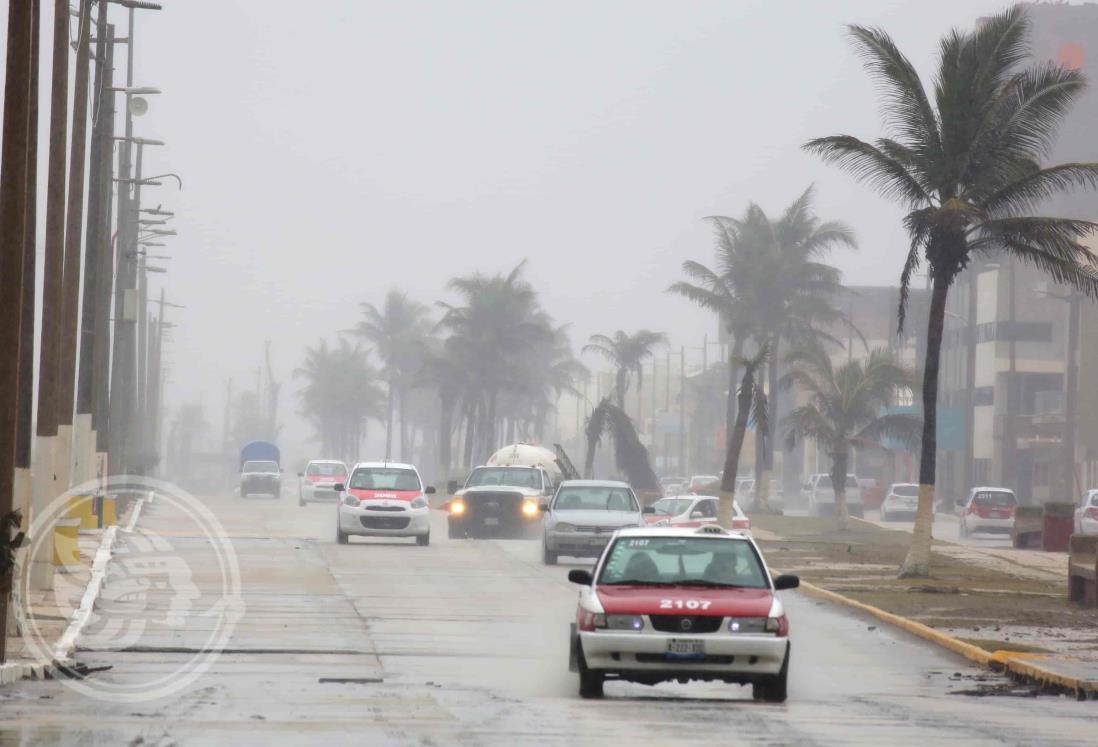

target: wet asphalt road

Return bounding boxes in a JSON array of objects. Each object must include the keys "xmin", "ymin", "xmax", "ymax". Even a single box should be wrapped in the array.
[{"xmin": 0, "ymin": 489, "xmax": 1094, "ymax": 746}]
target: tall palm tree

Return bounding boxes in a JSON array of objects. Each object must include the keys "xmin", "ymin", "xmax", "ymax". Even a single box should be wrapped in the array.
[
  {"xmin": 582, "ymin": 330, "xmax": 667, "ymax": 410},
  {"xmin": 717, "ymin": 345, "xmax": 769, "ymax": 529},
  {"xmin": 437, "ymin": 261, "xmax": 555, "ymax": 462},
  {"xmin": 295, "ymin": 339, "xmax": 383, "ymax": 462},
  {"xmin": 354, "ymin": 290, "xmax": 432, "ymax": 461},
  {"xmin": 783, "ymin": 345, "xmax": 921, "ymax": 529},
  {"xmin": 805, "ymin": 6, "xmax": 1098, "ymax": 574}
]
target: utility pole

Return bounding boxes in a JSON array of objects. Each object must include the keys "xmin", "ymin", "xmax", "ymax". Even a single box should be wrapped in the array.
[
  {"xmin": 961, "ymin": 265, "xmax": 978, "ymax": 510},
  {"xmin": 1064, "ymin": 294, "xmax": 1081, "ymax": 502},
  {"xmin": 0, "ymin": 0, "xmax": 37, "ymax": 662},
  {"xmin": 76, "ymin": 0, "xmax": 113, "ymax": 487},
  {"xmin": 1002, "ymin": 259, "xmax": 1018, "ymax": 494},
  {"xmin": 30, "ymin": 0, "xmax": 71, "ymax": 592},
  {"xmin": 56, "ymin": 0, "xmax": 93, "ymax": 498},
  {"xmin": 15, "ymin": 0, "xmax": 41, "ymax": 533}
]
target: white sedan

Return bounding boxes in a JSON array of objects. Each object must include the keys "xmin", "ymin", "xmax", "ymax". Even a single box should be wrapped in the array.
[
  {"xmin": 1075, "ymin": 489, "xmax": 1098, "ymax": 536},
  {"xmin": 645, "ymin": 495, "xmax": 750, "ymax": 531},
  {"xmin": 336, "ymin": 462, "xmax": 436, "ymax": 546},
  {"xmin": 298, "ymin": 459, "xmax": 348, "ymax": 506}
]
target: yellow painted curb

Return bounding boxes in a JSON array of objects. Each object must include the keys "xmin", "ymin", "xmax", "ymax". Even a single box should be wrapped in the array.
[{"xmin": 790, "ymin": 576, "xmax": 1097, "ymax": 697}]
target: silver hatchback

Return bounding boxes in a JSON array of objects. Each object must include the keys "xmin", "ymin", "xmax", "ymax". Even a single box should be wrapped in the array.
[{"xmin": 542, "ymin": 480, "xmax": 649, "ymax": 565}]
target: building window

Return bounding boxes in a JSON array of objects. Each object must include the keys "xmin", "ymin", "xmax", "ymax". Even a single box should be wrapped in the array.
[
  {"xmin": 974, "ymin": 321, "xmax": 1052, "ymax": 344},
  {"xmin": 974, "ymin": 459, "xmax": 991, "ymax": 485},
  {"xmin": 973, "ymin": 387, "xmax": 994, "ymax": 406}
]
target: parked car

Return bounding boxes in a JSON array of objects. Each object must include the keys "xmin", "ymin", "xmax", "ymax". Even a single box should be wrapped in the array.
[
  {"xmin": 542, "ymin": 480, "xmax": 650, "ymax": 565},
  {"xmin": 645, "ymin": 495, "xmax": 750, "ymax": 531},
  {"xmin": 1074, "ymin": 489, "xmax": 1098, "ymax": 536},
  {"xmin": 686, "ymin": 475, "xmax": 721, "ymax": 494},
  {"xmin": 801, "ymin": 473, "xmax": 864, "ymax": 517},
  {"xmin": 880, "ymin": 483, "xmax": 920, "ymax": 521},
  {"xmin": 565, "ymin": 524, "xmax": 799, "ymax": 701},
  {"xmin": 958, "ymin": 487, "xmax": 1017, "ymax": 537}
]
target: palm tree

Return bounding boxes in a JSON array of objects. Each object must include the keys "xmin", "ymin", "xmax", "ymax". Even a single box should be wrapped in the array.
[
  {"xmin": 805, "ymin": 6, "xmax": 1098, "ymax": 574},
  {"xmin": 353, "ymin": 290, "xmax": 432, "ymax": 461},
  {"xmin": 582, "ymin": 330, "xmax": 667, "ymax": 410},
  {"xmin": 295, "ymin": 339, "xmax": 384, "ymax": 462},
  {"xmin": 717, "ymin": 345, "xmax": 769, "ymax": 529},
  {"xmin": 437, "ymin": 261, "xmax": 555, "ymax": 463},
  {"xmin": 584, "ymin": 397, "xmax": 659, "ymax": 491},
  {"xmin": 783, "ymin": 345, "xmax": 921, "ymax": 529}
]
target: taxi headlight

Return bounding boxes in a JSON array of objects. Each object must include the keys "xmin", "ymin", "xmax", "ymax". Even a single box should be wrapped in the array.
[
  {"xmin": 449, "ymin": 499, "xmax": 465, "ymax": 516},
  {"xmin": 410, "ymin": 496, "xmax": 428, "ymax": 510},
  {"xmin": 342, "ymin": 494, "xmax": 358, "ymax": 507},
  {"xmin": 555, "ymin": 522, "xmax": 575, "ymax": 533},
  {"xmin": 604, "ymin": 615, "xmax": 645, "ymax": 631}
]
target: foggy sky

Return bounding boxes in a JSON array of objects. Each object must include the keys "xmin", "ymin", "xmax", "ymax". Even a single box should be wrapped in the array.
[{"xmin": 14, "ymin": 0, "xmax": 1016, "ymax": 457}]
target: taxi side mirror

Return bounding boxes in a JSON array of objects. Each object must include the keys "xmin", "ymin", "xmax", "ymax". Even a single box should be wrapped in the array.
[
  {"xmin": 568, "ymin": 569, "xmax": 593, "ymax": 586},
  {"xmin": 333, "ymin": 483, "xmax": 345, "ymax": 492},
  {"xmin": 773, "ymin": 574, "xmax": 800, "ymax": 590},
  {"xmin": 539, "ymin": 502, "xmax": 550, "ymax": 512},
  {"xmin": 425, "ymin": 486, "xmax": 436, "ymax": 494},
  {"xmin": 297, "ymin": 472, "xmax": 304, "ymax": 478}
]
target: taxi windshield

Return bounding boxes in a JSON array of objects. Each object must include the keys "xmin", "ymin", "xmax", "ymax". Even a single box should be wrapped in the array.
[
  {"xmin": 349, "ymin": 468, "xmax": 420, "ymax": 491},
  {"xmin": 466, "ymin": 467, "xmax": 543, "ymax": 489},
  {"xmin": 598, "ymin": 536, "xmax": 768, "ymax": 589},
  {"xmin": 306, "ymin": 463, "xmax": 346, "ymax": 477},
  {"xmin": 652, "ymin": 498, "xmax": 693, "ymax": 516}
]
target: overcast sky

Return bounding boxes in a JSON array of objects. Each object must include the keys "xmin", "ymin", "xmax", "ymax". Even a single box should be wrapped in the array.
[{"xmin": 21, "ymin": 0, "xmax": 1017, "ymax": 454}]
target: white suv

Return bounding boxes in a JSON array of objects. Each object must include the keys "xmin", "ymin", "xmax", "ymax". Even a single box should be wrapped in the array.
[
  {"xmin": 802, "ymin": 473, "xmax": 864, "ymax": 518},
  {"xmin": 880, "ymin": 483, "xmax": 919, "ymax": 521}
]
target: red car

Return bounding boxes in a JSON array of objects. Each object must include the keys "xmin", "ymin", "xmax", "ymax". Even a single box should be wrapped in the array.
[
  {"xmin": 567, "ymin": 525, "xmax": 798, "ymax": 701},
  {"xmin": 645, "ymin": 495, "xmax": 750, "ymax": 531}
]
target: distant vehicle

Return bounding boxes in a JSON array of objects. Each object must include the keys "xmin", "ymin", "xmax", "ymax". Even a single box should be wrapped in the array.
[
  {"xmin": 566, "ymin": 525, "xmax": 799, "ymax": 701},
  {"xmin": 880, "ymin": 483, "xmax": 920, "ymax": 521},
  {"xmin": 1074, "ymin": 489, "xmax": 1098, "ymax": 536},
  {"xmin": 801, "ymin": 473, "xmax": 864, "ymax": 518},
  {"xmin": 645, "ymin": 495, "xmax": 750, "ymax": 531},
  {"xmin": 958, "ymin": 487, "xmax": 1017, "ymax": 537},
  {"xmin": 335, "ymin": 462, "xmax": 436, "ymax": 546},
  {"xmin": 239, "ymin": 440, "xmax": 281, "ymax": 498},
  {"xmin": 448, "ymin": 464, "xmax": 556, "ymax": 539},
  {"xmin": 738, "ymin": 479, "xmax": 785, "ymax": 512},
  {"xmin": 297, "ymin": 460, "xmax": 348, "ymax": 507},
  {"xmin": 660, "ymin": 476, "xmax": 686, "ymax": 496},
  {"xmin": 542, "ymin": 480, "xmax": 650, "ymax": 565},
  {"xmin": 686, "ymin": 475, "xmax": 720, "ymax": 494}
]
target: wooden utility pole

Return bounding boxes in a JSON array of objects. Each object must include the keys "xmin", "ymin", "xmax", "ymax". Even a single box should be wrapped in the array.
[
  {"xmin": 0, "ymin": 0, "xmax": 37, "ymax": 663},
  {"xmin": 92, "ymin": 26, "xmax": 117, "ymax": 462}
]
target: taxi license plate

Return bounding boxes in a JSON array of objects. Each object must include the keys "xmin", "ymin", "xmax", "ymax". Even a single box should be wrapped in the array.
[
  {"xmin": 484, "ymin": 517, "xmax": 500, "ymax": 526},
  {"xmin": 666, "ymin": 639, "xmax": 705, "ymax": 659}
]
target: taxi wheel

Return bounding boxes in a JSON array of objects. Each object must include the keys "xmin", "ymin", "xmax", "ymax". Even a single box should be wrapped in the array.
[
  {"xmin": 543, "ymin": 543, "xmax": 558, "ymax": 566},
  {"xmin": 577, "ymin": 646, "xmax": 604, "ymax": 699},
  {"xmin": 336, "ymin": 525, "xmax": 349, "ymax": 545},
  {"xmin": 753, "ymin": 646, "xmax": 789, "ymax": 703},
  {"xmin": 416, "ymin": 532, "xmax": 430, "ymax": 546}
]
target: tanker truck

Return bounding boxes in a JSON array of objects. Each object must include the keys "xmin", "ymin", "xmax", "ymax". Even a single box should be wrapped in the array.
[{"xmin": 446, "ymin": 444, "xmax": 571, "ymax": 539}]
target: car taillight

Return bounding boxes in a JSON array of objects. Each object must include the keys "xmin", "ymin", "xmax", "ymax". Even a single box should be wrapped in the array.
[
  {"xmin": 975, "ymin": 504, "xmax": 993, "ymax": 519},
  {"xmin": 1086, "ymin": 507, "xmax": 1098, "ymax": 521},
  {"xmin": 732, "ymin": 518, "xmax": 750, "ymax": 530}
]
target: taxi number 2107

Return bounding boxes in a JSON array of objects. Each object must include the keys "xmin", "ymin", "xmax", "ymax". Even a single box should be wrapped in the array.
[{"xmin": 659, "ymin": 599, "xmax": 712, "ymax": 610}]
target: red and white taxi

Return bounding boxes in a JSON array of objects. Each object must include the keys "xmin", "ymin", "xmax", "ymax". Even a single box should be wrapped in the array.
[
  {"xmin": 298, "ymin": 459, "xmax": 348, "ymax": 506},
  {"xmin": 958, "ymin": 487, "xmax": 1016, "ymax": 537},
  {"xmin": 567, "ymin": 525, "xmax": 798, "ymax": 701},
  {"xmin": 335, "ymin": 462, "xmax": 436, "ymax": 546},
  {"xmin": 645, "ymin": 495, "xmax": 750, "ymax": 531}
]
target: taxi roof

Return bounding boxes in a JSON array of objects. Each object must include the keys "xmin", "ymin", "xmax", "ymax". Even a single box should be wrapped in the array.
[{"xmin": 613, "ymin": 525, "xmax": 751, "ymax": 541}]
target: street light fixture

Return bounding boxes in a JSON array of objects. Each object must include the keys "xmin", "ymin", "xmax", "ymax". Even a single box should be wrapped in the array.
[{"xmin": 109, "ymin": 86, "xmax": 161, "ymax": 95}]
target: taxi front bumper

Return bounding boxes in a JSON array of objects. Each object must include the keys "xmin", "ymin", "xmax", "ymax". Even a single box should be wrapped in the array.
[
  {"xmin": 579, "ymin": 629, "xmax": 788, "ymax": 677},
  {"xmin": 338, "ymin": 502, "xmax": 430, "ymax": 537}
]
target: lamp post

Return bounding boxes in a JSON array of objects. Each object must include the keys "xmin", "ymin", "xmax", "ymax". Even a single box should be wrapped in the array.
[{"xmin": 1034, "ymin": 283, "xmax": 1082, "ymax": 504}]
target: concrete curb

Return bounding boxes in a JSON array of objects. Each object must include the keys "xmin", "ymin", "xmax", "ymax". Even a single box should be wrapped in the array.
[
  {"xmin": 1, "ymin": 492, "xmax": 151, "ymax": 684},
  {"xmin": 794, "ymin": 576, "xmax": 1098, "ymax": 698}
]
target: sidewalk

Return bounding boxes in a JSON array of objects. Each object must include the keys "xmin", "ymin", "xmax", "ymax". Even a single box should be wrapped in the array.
[
  {"xmin": 752, "ymin": 514, "xmax": 1098, "ymax": 696},
  {"xmin": 1, "ymin": 497, "xmax": 143, "ymax": 685}
]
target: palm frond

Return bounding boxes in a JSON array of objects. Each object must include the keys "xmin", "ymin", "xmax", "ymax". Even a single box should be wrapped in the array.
[{"xmin": 803, "ymin": 135, "xmax": 930, "ymax": 206}]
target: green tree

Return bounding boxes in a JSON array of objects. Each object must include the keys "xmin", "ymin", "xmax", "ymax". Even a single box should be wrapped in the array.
[
  {"xmin": 354, "ymin": 290, "xmax": 432, "ymax": 461},
  {"xmin": 582, "ymin": 330, "xmax": 667, "ymax": 411},
  {"xmin": 782, "ymin": 345, "xmax": 921, "ymax": 529},
  {"xmin": 805, "ymin": 7, "xmax": 1098, "ymax": 574},
  {"xmin": 716, "ymin": 345, "xmax": 769, "ymax": 529},
  {"xmin": 295, "ymin": 339, "xmax": 384, "ymax": 462}
]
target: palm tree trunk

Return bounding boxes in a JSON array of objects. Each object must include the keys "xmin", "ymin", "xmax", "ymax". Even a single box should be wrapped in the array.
[
  {"xmin": 615, "ymin": 368, "xmax": 627, "ymax": 411},
  {"xmin": 483, "ymin": 389, "xmax": 498, "ymax": 461},
  {"xmin": 385, "ymin": 380, "xmax": 395, "ymax": 461},
  {"xmin": 830, "ymin": 446, "xmax": 850, "ymax": 531},
  {"xmin": 900, "ymin": 270, "xmax": 951, "ymax": 577},
  {"xmin": 438, "ymin": 391, "xmax": 453, "ymax": 477},
  {"xmin": 719, "ymin": 365, "xmax": 756, "ymax": 527},
  {"xmin": 398, "ymin": 385, "xmax": 408, "ymax": 461},
  {"xmin": 725, "ymin": 335, "xmax": 743, "ymax": 443},
  {"xmin": 756, "ymin": 336, "xmax": 780, "ymax": 513},
  {"xmin": 463, "ymin": 399, "xmax": 477, "ymax": 468}
]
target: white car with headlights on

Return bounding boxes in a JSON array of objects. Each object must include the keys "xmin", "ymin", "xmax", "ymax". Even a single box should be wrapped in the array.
[
  {"xmin": 335, "ymin": 462, "xmax": 436, "ymax": 546},
  {"xmin": 567, "ymin": 525, "xmax": 799, "ymax": 701}
]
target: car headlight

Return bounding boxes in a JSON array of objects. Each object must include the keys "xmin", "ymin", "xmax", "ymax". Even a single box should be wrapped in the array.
[
  {"xmin": 410, "ymin": 496, "xmax": 428, "ymax": 510},
  {"xmin": 604, "ymin": 614, "xmax": 645, "ymax": 631},
  {"xmin": 449, "ymin": 499, "xmax": 465, "ymax": 515},
  {"xmin": 521, "ymin": 500, "xmax": 539, "ymax": 517},
  {"xmin": 342, "ymin": 494, "xmax": 358, "ymax": 507},
  {"xmin": 554, "ymin": 522, "xmax": 575, "ymax": 533}
]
